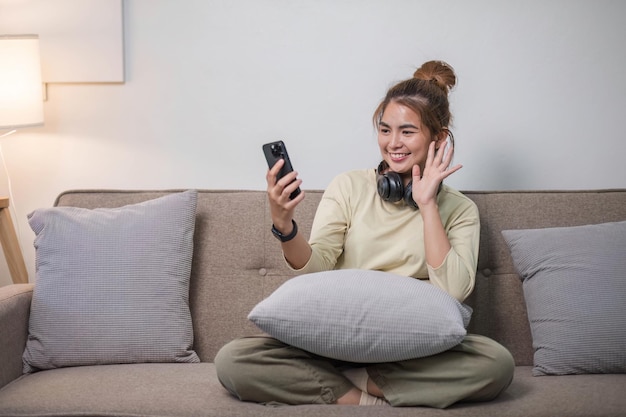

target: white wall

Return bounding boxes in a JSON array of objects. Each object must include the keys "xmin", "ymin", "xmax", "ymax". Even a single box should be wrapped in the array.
[{"xmin": 1, "ymin": 0, "xmax": 625, "ymax": 286}]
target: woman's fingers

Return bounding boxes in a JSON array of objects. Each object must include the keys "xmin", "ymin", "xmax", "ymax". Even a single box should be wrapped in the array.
[{"xmin": 266, "ymin": 158, "xmax": 285, "ymax": 186}]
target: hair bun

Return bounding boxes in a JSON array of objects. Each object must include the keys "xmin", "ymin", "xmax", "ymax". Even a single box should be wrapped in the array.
[{"xmin": 413, "ymin": 60, "xmax": 456, "ymax": 94}]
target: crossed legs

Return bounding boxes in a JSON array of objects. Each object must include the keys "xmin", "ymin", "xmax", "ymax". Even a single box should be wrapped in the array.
[{"xmin": 214, "ymin": 334, "xmax": 514, "ymax": 408}]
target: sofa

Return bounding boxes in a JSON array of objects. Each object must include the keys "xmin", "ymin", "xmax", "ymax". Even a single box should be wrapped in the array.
[{"xmin": 1, "ymin": 188, "xmax": 625, "ymax": 417}]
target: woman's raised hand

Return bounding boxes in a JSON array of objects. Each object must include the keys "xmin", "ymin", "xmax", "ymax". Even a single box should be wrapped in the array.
[
  {"xmin": 266, "ymin": 158, "xmax": 305, "ymax": 232},
  {"xmin": 411, "ymin": 141, "xmax": 462, "ymax": 209}
]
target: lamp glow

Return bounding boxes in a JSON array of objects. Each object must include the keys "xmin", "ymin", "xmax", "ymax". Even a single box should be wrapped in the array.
[{"xmin": 0, "ymin": 35, "xmax": 44, "ymax": 130}]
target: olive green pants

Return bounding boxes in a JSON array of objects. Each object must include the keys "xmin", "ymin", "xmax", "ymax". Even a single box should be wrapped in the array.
[{"xmin": 214, "ymin": 334, "xmax": 514, "ymax": 408}]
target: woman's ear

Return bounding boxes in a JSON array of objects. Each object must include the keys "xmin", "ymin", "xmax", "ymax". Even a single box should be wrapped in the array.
[{"xmin": 434, "ymin": 129, "xmax": 449, "ymax": 149}]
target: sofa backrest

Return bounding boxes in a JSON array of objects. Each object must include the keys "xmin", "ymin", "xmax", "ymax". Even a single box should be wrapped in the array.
[{"xmin": 55, "ymin": 189, "xmax": 626, "ymax": 366}]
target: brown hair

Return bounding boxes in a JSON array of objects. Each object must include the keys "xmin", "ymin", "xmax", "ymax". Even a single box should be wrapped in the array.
[{"xmin": 373, "ymin": 60, "xmax": 457, "ymax": 144}]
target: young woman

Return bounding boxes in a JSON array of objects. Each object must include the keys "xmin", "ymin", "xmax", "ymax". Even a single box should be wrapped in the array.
[{"xmin": 215, "ymin": 60, "xmax": 514, "ymax": 408}]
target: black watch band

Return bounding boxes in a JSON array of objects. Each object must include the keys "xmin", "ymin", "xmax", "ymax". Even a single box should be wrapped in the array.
[{"xmin": 271, "ymin": 219, "xmax": 298, "ymax": 242}]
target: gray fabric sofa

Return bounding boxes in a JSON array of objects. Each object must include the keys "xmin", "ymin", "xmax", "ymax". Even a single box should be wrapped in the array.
[{"xmin": 1, "ymin": 188, "xmax": 625, "ymax": 417}]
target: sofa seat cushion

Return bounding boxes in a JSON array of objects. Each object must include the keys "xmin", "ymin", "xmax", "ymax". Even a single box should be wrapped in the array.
[
  {"xmin": 500, "ymin": 367, "xmax": 626, "ymax": 417},
  {"xmin": 1, "ymin": 365, "xmax": 626, "ymax": 417},
  {"xmin": 0, "ymin": 363, "xmax": 240, "ymax": 417}
]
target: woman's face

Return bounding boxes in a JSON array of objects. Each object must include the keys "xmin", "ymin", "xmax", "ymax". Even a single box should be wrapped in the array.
[{"xmin": 377, "ymin": 101, "xmax": 436, "ymax": 182}]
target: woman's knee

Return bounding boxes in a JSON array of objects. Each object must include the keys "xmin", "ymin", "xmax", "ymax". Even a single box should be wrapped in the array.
[
  {"xmin": 214, "ymin": 339, "xmax": 246, "ymax": 397},
  {"xmin": 474, "ymin": 337, "xmax": 515, "ymax": 401},
  {"xmin": 214, "ymin": 337, "xmax": 277, "ymax": 398},
  {"xmin": 215, "ymin": 339, "xmax": 243, "ymax": 375},
  {"xmin": 214, "ymin": 336, "xmax": 344, "ymax": 405}
]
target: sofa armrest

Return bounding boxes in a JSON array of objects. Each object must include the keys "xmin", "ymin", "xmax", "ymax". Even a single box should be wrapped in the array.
[{"xmin": 0, "ymin": 283, "xmax": 33, "ymax": 389}]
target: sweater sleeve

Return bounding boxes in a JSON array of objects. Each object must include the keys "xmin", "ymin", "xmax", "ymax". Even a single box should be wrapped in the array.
[
  {"xmin": 287, "ymin": 175, "xmax": 351, "ymax": 274},
  {"xmin": 426, "ymin": 197, "xmax": 480, "ymax": 302}
]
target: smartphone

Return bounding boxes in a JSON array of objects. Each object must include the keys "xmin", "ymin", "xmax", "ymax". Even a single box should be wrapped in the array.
[{"xmin": 262, "ymin": 140, "xmax": 302, "ymax": 200}]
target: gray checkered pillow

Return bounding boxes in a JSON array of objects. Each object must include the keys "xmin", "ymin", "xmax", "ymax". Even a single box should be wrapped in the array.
[
  {"xmin": 502, "ymin": 221, "xmax": 626, "ymax": 375},
  {"xmin": 248, "ymin": 269, "xmax": 472, "ymax": 363},
  {"xmin": 23, "ymin": 190, "xmax": 200, "ymax": 372}
]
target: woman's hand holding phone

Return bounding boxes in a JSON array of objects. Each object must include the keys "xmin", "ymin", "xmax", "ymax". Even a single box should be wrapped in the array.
[{"xmin": 263, "ymin": 141, "xmax": 305, "ymax": 235}]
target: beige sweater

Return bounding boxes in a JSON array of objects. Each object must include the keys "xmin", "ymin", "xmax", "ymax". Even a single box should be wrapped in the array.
[{"xmin": 292, "ymin": 169, "xmax": 480, "ymax": 302}]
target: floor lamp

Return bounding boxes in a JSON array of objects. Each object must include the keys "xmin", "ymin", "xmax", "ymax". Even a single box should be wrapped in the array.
[{"xmin": 0, "ymin": 34, "xmax": 45, "ymax": 284}]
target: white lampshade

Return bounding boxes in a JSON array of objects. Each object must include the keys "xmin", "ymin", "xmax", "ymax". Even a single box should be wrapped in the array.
[{"xmin": 0, "ymin": 35, "xmax": 44, "ymax": 129}]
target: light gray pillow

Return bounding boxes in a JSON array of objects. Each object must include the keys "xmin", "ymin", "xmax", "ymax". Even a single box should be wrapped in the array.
[
  {"xmin": 502, "ymin": 221, "xmax": 626, "ymax": 376},
  {"xmin": 23, "ymin": 190, "xmax": 200, "ymax": 373},
  {"xmin": 248, "ymin": 269, "xmax": 472, "ymax": 363}
]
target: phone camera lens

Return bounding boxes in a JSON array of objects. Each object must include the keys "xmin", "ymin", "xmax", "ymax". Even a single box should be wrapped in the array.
[{"xmin": 271, "ymin": 144, "xmax": 282, "ymax": 156}]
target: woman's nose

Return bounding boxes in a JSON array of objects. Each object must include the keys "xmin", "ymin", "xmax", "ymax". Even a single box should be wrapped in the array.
[{"xmin": 389, "ymin": 132, "xmax": 402, "ymax": 147}]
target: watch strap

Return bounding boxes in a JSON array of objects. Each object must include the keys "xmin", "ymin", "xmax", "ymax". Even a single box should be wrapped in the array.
[{"xmin": 271, "ymin": 219, "xmax": 298, "ymax": 242}]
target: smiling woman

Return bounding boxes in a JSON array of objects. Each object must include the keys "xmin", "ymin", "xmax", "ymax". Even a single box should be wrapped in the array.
[
  {"xmin": 215, "ymin": 60, "xmax": 515, "ymax": 408},
  {"xmin": 375, "ymin": 62, "xmax": 457, "ymax": 177},
  {"xmin": 374, "ymin": 61, "xmax": 462, "ymax": 211}
]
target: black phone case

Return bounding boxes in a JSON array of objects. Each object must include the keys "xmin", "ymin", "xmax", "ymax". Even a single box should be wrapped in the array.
[{"xmin": 262, "ymin": 140, "xmax": 301, "ymax": 200}]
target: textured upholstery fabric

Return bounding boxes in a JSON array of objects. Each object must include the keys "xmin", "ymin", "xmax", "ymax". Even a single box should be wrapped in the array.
[
  {"xmin": 0, "ymin": 284, "xmax": 33, "ymax": 388},
  {"xmin": 1, "ymin": 189, "xmax": 626, "ymax": 417},
  {"xmin": 1, "ymin": 364, "xmax": 625, "ymax": 417},
  {"xmin": 502, "ymin": 221, "xmax": 626, "ymax": 375},
  {"xmin": 248, "ymin": 269, "xmax": 472, "ymax": 363},
  {"xmin": 23, "ymin": 191, "xmax": 200, "ymax": 372}
]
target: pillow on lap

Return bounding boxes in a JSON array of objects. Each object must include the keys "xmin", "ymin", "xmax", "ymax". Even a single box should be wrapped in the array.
[
  {"xmin": 502, "ymin": 221, "xmax": 626, "ymax": 376},
  {"xmin": 23, "ymin": 190, "xmax": 200, "ymax": 372},
  {"xmin": 248, "ymin": 269, "xmax": 472, "ymax": 363}
]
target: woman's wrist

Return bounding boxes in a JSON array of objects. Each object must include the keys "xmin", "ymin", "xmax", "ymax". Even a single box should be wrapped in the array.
[
  {"xmin": 272, "ymin": 218, "xmax": 294, "ymax": 234},
  {"xmin": 271, "ymin": 219, "xmax": 298, "ymax": 242},
  {"xmin": 417, "ymin": 200, "xmax": 439, "ymax": 215}
]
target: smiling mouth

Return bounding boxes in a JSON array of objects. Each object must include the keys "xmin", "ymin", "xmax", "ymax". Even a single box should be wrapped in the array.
[{"xmin": 389, "ymin": 152, "xmax": 410, "ymax": 160}]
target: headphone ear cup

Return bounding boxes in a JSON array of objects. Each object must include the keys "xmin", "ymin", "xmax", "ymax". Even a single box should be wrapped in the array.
[
  {"xmin": 376, "ymin": 164, "xmax": 420, "ymax": 209},
  {"xmin": 376, "ymin": 174, "xmax": 390, "ymax": 200},
  {"xmin": 404, "ymin": 181, "xmax": 419, "ymax": 209},
  {"xmin": 376, "ymin": 174, "xmax": 398, "ymax": 201},
  {"xmin": 377, "ymin": 172, "xmax": 404, "ymax": 202}
]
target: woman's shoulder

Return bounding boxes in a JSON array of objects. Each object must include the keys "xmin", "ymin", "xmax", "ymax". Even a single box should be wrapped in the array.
[
  {"xmin": 321, "ymin": 169, "xmax": 377, "ymax": 203},
  {"xmin": 439, "ymin": 184, "xmax": 479, "ymax": 215},
  {"xmin": 327, "ymin": 169, "xmax": 377, "ymax": 190}
]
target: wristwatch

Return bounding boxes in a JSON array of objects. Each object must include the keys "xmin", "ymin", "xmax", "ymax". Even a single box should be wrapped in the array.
[{"xmin": 271, "ymin": 219, "xmax": 298, "ymax": 242}]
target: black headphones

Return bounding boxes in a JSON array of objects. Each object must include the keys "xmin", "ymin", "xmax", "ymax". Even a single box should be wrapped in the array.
[
  {"xmin": 376, "ymin": 161, "xmax": 418, "ymax": 209},
  {"xmin": 376, "ymin": 161, "xmax": 442, "ymax": 210}
]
